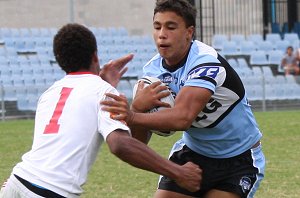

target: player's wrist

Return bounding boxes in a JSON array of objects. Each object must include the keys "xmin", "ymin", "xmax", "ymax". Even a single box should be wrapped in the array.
[
  {"xmin": 127, "ymin": 111, "xmax": 136, "ymax": 126},
  {"xmin": 130, "ymin": 104, "xmax": 147, "ymax": 113}
]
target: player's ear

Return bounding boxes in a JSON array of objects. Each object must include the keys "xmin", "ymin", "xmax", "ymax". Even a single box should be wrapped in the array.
[
  {"xmin": 92, "ymin": 51, "xmax": 99, "ymax": 64},
  {"xmin": 187, "ymin": 26, "xmax": 195, "ymax": 41}
]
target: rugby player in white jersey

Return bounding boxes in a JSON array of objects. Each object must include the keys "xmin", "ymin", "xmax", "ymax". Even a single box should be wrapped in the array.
[
  {"xmin": 101, "ymin": 0, "xmax": 266, "ymax": 198},
  {"xmin": 0, "ymin": 23, "xmax": 202, "ymax": 198}
]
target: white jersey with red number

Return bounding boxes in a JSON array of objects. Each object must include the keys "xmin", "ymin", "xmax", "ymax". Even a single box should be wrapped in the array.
[{"xmin": 12, "ymin": 72, "xmax": 130, "ymax": 197}]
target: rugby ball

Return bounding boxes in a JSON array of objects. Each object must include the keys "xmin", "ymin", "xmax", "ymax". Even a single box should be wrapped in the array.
[{"xmin": 132, "ymin": 76, "xmax": 176, "ymax": 137}]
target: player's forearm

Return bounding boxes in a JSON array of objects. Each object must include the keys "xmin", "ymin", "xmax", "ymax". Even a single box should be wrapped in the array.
[
  {"xmin": 130, "ymin": 125, "xmax": 152, "ymax": 144},
  {"xmin": 130, "ymin": 108, "xmax": 192, "ymax": 131},
  {"xmin": 111, "ymin": 135, "xmax": 181, "ymax": 180}
]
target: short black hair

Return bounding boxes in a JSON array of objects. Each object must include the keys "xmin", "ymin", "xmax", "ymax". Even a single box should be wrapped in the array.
[
  {"xmin": 53, "ymin": 23, "xmax": 97, "ymax": 73},
  {"xmin": 154, "ymin": 0, "xmax": 197, "ymax": 28}
]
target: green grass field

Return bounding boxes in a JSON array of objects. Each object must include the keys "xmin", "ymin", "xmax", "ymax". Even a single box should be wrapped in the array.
[{"xmin": 1, "ymin": 110, "xmax": 300, "ymax": 198}]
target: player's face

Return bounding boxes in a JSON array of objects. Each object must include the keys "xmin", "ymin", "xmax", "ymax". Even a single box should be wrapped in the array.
[{"xmin": 153, "ymin": 11, "xmax": 194, "ymax": 66}]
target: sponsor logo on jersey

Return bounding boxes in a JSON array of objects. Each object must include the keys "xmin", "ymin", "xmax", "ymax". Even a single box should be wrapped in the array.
[{"xmin": 187, "ymin": 66, "xmax": 220, "ymax": 80}]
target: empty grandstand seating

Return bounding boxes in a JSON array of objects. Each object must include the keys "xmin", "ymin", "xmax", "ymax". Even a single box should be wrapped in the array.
[
  {"xmin": 1, "ymin": 28, "xmax": 300, "ymax": 114},
  {"xmin": 0, "ymin": 26, "xmax": 158, "ymax": 112},
  {"xmin": 249, "ymin": 50, "xmax": 268, "ymax": 66},
  {"xmin": 212, "ymin": 34, "xmax": 228, "ymax": 51}
]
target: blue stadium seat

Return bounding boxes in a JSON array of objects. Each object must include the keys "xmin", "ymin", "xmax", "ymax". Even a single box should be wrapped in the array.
[
  {"xmin": 116, "ymin": 80, "xmax": 132, "ymax": 100},
  {"xmin": 237, "ymin": 58, "xmax": 249, "ymax": 68},
  {"xmin": 30, "ymin": 28, "xmax": 41, "ymax": 37},
  {"xmin": 5, "ymin": 47, "xmax": 18, "ymax": 57},
  {"xmin": 256, "ymin": 40, "xmax": 274, "ymax": 55},
  {"xmin": 10, "ymin": 28, "xmax": 20, "ymax": 38},
  {"xmin": 2, "ymin": 85, "xmax": 17, "ymax": 101},
  {"xmin": 0, "ymin": 28, "xmax": 11, "ymax": 38},
  {"xmin": 262, "ymin": 66, "xmax": 274, "ymax": 77},
  {"xmin": 221, "ymin": 41, "xmax": 240, "ymax": 56},
  {"xmin": 268, "ymin": 50, "xmax": 284, "ymax": 66},
  {"xmin": 239, "ymin": 41, "xmax": 256, "ymax": 55},
  {"xmin": 1, "ymin": 76, "xmax": 13, "ymax": 86},
  {"xmin": 246, "ymin": 34, "xmax": 263, "ymax": 44},
  {"xmin": 264, "ymin": 84, "xmax": 277, "ymax": 100},
  {"xmin": 251, "ymin": 66, "xmax": 263, "ymax": 77},
  {"xmin": 246, "ymin": 84, "xmax": 263, "ymax": 101},
  {"xmin": 17, "ymin": 97, "xmax": 30, "ymax": 111},
  {"xmin": 266, "ymin": 33, "xmax": 282, "ymax": 43},
  {"xmin": 283, "ymin": 33, "xmax": 300, "ymax": 50},
  {"xmin": 19, "ymin": 28, "xmax": 31, "ymax": 38},
  {"xmin": 227, "ymin": 58, "xmax": 239, "ymax": 69},
  {"xmin": 49, "ymin": 28, "xmax": 58, "ymax": 37},
  {"xmin": 271, "ymin": 22, "xmax": 281, "ymax": 34},
  {"xmin": 212, "ymin": 34, "xmax": 228, "ymax": 51},
  {"xmin": 3, "ymin": 37, "xmax": 15, "ymax": 48},
  {"xmin": 40, "ymin": 28, "xmax": 51, "ymax": 37},
  {"xmin": 230, "ymin": 34, "xmax": 245, "ymax": 45},
  {"xmin": 23, "ymin": 75, "xmax": 35, "ymax": 86},
  {"xmin": 283, "ymin": 33, "xmax": 299, "ymax": 43},
  {"xmin": 275, "ymin": 40, "xmax": 290, "ymax": 53},
  {"xmin": 285, "ymin": 74, "xmax": 297, "ymax": 84},
  {"xmin": 249, "ymin": 51, "xmax": 268, "ymax": 66}
]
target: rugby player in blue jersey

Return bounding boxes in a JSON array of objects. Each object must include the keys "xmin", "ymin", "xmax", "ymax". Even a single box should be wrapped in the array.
[{"xmin": 101, "ymin": 0, "xmax": 265, "ymax": 197}]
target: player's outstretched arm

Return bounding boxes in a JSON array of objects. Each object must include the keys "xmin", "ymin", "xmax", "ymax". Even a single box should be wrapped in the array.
[
  {"xmin": 106, "ymin": 130, "xmax": 202, "ymax": 192},
  {"xmin": 99, "ymin": 54, "xmax": 133, "ymax": 87}
]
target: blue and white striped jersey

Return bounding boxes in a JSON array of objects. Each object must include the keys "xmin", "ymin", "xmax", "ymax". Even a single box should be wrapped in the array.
[{"xmin": 143, "ymin": 40, "xmax": 262, "ymax": 158}]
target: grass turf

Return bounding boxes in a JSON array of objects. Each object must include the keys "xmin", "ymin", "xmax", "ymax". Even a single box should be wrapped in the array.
[{"xmin": 0, "ymin": 110, "xmax": 299, "ymax": 197}]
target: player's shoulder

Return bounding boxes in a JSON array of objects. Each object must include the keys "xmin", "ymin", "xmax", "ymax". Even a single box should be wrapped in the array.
[
  {"xmin": 143, "ymin": 53, "xmax": 162, "ymax": 74},
  {"xmin": 83, "ymin": 75, "xmax": 117, "ymax": 94},
  {"xmin": 144, "ymin": 53, "xmax": 161, "ymax": 67},
  {"xmin": 191, "ymin": 40, "xmax": 218, "ymax": 57},
  {"xmin": 188, "ymin": 41, "xmax": 220, "ymax": 64}
]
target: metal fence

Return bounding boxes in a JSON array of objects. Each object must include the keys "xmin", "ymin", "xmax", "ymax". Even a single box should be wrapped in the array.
[{"xmin": 195, "ymin": 0, "xmax": 300, "ymax": 44}]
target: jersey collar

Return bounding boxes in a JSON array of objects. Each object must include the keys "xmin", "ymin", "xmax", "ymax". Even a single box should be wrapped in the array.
[
  {"xmin": 162, "ymin": 42, "xmax": 192, "ymax": 72},
  {"xmin": 67, "ymin": 71, "xmax": 95, "ymax": 75}
]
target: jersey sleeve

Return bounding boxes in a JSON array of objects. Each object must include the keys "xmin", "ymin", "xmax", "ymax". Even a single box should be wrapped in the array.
[
  {"xmin": 184, "ymin": 54, "xmax": 226, "ymax": 93},
  {"xmin": 98, "ymin": 86, "xmax": 131, "ymax": 141}
]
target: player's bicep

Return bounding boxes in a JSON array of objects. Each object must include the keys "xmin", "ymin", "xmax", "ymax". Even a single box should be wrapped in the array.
[{"xmin": 174, "ymin": 86, "xmax": 212, "ymax": 121}]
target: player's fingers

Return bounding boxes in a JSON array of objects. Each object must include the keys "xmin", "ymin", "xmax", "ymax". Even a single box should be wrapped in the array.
[
  {"xmin": 110, "ymin": 112, "xmax": 127, "ymax": 120},
  {"xmin": 102, "ymin": 105, "xmax": 127, "ymax": 115},
  {"xmin": 156, "ymin": 101, "xmax": 171, "ymax": 108},
  {"xmin": 104, "ymin": 93, "xmax": 126, "ymax": 102},
  {"xmin": 154, "ymin": 85, "xmax": 169, "ymax": 94},
  {"xmin": 102, "ymin": 106, "xmax": 120, "ymax": 113},
  {"xmin": 119, "ymin": 67, "xmax": 128, "ymax": 77},
  {"xmin": 156, "ymin": 90, "xmax": 170, "ymax": 99},
  {"xmin": 101, "ymin": 99, "xmax": 127, "ymax": 109},
  {"xmin": 147, "ymin": 81, "xmax": 162, "ymax": 89},
  {"xmin": 102, "ymin": 60, "xmax": 113, "ymax": 69},
  {"xmin": 113, "ymin": 54, "xmax": 134, "ymax": 69},
  {"xmin": 137, "ymin": 81, "xmax": 145, "ymax": 90}
]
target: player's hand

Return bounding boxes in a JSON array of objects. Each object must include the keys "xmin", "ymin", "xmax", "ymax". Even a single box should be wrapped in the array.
[
  {"xmin": 175, "ymin": 162, "xmax": 202, "ymax": 192},
  {"xmin": 101, "ymin": 93, "xmax": 134, "ymax": 124},
  {"xmin": 131, "ymin": 81, "xmax": 171, "ymax": 112},
  {"xmin": 99, "ymin": 54, "xmax": 133, "ymax": 87}
]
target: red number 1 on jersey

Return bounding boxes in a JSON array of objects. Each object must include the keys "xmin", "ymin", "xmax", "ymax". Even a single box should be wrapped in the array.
[{"xmin": 44, "ymin": 87, "xmax": 73, "ymax": 134}]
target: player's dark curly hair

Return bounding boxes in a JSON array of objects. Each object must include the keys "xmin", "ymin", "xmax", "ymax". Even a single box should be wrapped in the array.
[
  {"xmin": 154, "ymin": 0, "xmax": 197, "ymax": 28},
  {"xmin": 53, "ymin": 23, "xmax": 97, "ymax": 73}
]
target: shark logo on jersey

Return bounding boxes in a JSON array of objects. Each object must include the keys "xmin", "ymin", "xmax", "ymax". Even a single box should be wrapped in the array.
[
  {"xmin": 161, "ymin": 73, "xmax": 173, "ymax": 85},
  {"xmin": 187, "ymin": 66, "xmax": 220, "ymax": 80},
  {"xmin": 239, "ymin": 176, "xmax": 252, "ymax": 193}
]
